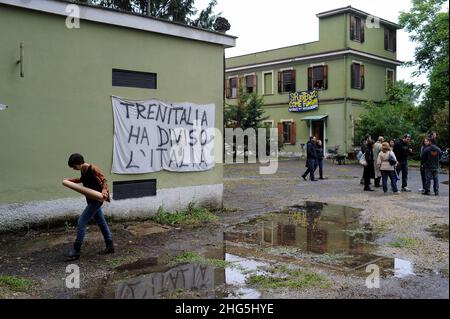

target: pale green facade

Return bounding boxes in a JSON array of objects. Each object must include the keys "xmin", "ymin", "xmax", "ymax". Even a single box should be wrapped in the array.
[
  {"xmin": 0, "ymin": 0, "xmax": 234, "ymax": 222},
  {"xmin": 226, "ymin": 7, "xmax": 401, "ymax": 156}
]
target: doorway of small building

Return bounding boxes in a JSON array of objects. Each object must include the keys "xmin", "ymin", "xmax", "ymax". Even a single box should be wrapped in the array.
[
  {"xmin": 311, "ymin": 121, "xmax": 324, "ymax": 143},
  {"xmin": 303, "ymin": 115, "xmax": 328, "ymax": 157}
]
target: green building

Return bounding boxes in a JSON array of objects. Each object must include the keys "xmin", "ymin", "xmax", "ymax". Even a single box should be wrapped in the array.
[
  {"xmin": 225, "ymin": 6, "xmax": 402, "ymax": 157},
  {"xmin": 0, "ymin": 0, "xmax": 235, "ymax": 231}
]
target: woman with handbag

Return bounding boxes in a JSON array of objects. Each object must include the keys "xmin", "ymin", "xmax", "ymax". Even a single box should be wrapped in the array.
[
  {"xmin": 363, "ymin": 139, "xmax": 376, "ymax": 191},
  {"xmin": 377, "ymin": 142, "xmax": 400, "ymax": 194}
]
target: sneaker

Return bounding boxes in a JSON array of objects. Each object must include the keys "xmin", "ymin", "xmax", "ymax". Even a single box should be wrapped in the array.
[
  {"xmin": 364, "ymin": 188, "xmax": 375, "ymax": 192},
  {"xmin": 393, "ymin": 191, "xmax": 401, "ymax": 195},
  {"xmin": 435, "ymin": 193, "xmax": 439, "ymax": 196},
  {"xmin": 401, "ymin": 187, "xmax": 412, "ymax": 192},
  {"xmin": 422, "ymin": 192, "xmax": 431, "ymax": 196},
  {"xmin": 301, "ymin": 175, "xmax": 307, "ymax": 181},
  {"xmin": 418, "ymin": 188, "xmax": 424, "ymax": 192}
]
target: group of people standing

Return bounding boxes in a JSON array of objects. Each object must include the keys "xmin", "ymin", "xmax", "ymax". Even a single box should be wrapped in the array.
[
  {"xmin": 301, "ymin": 136, "xmax": 325, "ymax": 182},
  {"xmin": 360, "ymin": 132, "xmax": 442, "ymax": 196}
]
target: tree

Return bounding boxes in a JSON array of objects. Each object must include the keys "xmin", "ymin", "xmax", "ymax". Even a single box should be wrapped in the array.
[
  {"xmin": 432, "ymin": 102, "xmax": 449, "ymax": 148},
  {"xmin": 399, "ymin": 0, "xmax": 449, "ymax": 131},
  {"xmin": 67, "ymin": 0, "xmax": 223, "ymax": 30},
  {"xmin": 224, "ymin": 86, "xmax": 268, "ymax": 130},
  {"xmin": 354, "ymin": 81, "xmax": 419, "ymax": 145}
]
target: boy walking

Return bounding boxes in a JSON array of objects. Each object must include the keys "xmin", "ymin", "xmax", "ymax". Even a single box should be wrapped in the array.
[{"xmin": 64, "ymin": 153, "xmax": 114, "ymax": 260}]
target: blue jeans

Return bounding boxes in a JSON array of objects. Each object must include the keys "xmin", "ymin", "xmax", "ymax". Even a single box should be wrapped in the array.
[
  {"xmin": 315, "ymin": 159, "xmax": 324, "ymax": 178},
  {"xmin": 396, "ymin": 161, "xmax": 408, "ymax": 188},
  {"xmin": 75, "ymin": 201, "xmax": 112, "ymax": 246},
  {"xmin": 424, "ymin": 169, "xmax": 439, "ymax": 194},
  {"xmin": 381, "ymin": 170, "xmax": 398, "ymax": 193},
  {"xmin": 302, "ymin": 159, "xmax": 317, "ymax": 180}
]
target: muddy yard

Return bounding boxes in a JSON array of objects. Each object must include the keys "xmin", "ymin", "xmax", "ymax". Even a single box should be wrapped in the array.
[{"xmin": 0, "ymin": 160, "xmax": 448, "ymax": 299}]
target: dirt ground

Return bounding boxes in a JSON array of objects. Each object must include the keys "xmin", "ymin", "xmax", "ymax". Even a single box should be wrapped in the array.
[{"xmin": 0, "ymin": 159, "xmax": 448, "ymax": 299}]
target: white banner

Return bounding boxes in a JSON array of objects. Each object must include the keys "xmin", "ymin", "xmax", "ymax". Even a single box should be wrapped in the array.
[{"xmin": 111, "ymin": 96, "xmax": 215, "ymax": 174}]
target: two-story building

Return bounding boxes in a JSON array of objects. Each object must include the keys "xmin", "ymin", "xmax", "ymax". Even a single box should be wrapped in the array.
[{"xmin": 225, "ymin": 6, "xmax": 402, "ymax": 157}]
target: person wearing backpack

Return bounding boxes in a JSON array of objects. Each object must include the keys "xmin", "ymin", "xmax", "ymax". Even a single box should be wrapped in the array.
[{"xmin": 377, "ymin": 142, "xmax": 400, "ymax": 194}]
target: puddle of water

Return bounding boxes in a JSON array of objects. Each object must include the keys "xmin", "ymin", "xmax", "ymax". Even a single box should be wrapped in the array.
[
  {"xmin": 225, "ymin": 202, "xmax": 373, "ymax": 257},
  {"xmin": 83, "ymin": 250, "xmax": 269, "ymax": 299},
  {"xmin": 83, "ymin": 202, "xmax": 432, "ymax": 299}
]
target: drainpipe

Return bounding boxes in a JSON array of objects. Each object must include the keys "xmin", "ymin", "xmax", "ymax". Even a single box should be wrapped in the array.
[{"xmin": 343, "ymin": 14, "xmax": 348, "ymax": 154}]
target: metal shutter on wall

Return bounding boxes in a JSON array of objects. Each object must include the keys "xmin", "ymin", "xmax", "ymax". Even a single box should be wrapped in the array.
[{"xmin": 112, "ymin": 69, "xmax": 157, "ymax": 89}]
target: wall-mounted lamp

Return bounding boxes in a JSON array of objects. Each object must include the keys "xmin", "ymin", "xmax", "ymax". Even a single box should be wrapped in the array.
[{"xmin": 16, "ymin": 42, "xmax": 24, "ymax": 78}]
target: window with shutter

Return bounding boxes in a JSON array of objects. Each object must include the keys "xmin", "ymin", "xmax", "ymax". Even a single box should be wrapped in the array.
[
  {"xmin": 351, "ymin": 63, "xmax": 364, "ymax": 89},
  {"xmin": 384, "ymin": 28, "xmax": 397, "ymax": 52},
  {"xmin": 229, "ymin": 77, "xmax": 238, "ymax": 98},
  {"xmin": 245, "ymin": 75, "xmax": 256, "ymax": 94},
  {"xmin": 280, "ymin": 70, "xmax": 296, "ymax": 93},
  {"xmin": 386, "ymin": 69, "xmax": 394, "ymax": 87},
  {"xmin": 282, "ymin": 121, "xmax": 292, "ymax": 144},
  {"xmin": 263, "ymin": 72, "xmax": 273, "ymax": 95},
  {"xmin": 350, "ymin": 15, "xmax": 363, "ymax": 43},
  {"xmin": 310, "ymin": 65, "xmax": 327, "ymax": 90}
]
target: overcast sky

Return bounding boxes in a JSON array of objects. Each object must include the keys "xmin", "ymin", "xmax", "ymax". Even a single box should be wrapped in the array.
[{"xmin": 197, "ymin": 0, "xmax": 447, "ymax": 86}]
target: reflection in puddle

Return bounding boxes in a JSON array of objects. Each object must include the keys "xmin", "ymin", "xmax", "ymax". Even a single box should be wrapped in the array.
[
  {"xmin": 225, "ymin": 202, "xmax": 372, "ymax": 256},
  {"xmin": 86, "ymin": 202, "xmax": 428, "ymax": 299},
  {"xmin": 115, "ymin": 263, "xmax": 215, "ymax": 299}
]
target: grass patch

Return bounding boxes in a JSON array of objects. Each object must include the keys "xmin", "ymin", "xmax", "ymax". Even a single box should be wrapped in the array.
[
  {"xmin": 170, "ymin": 251, "xmax": 233, "ymax": 269},
  {"xmin": 105, "ymin": 255, "xmax": 139, "ymax": 268},
  {"xmin": 247, "ymin": 265, "xmax": 329, "ymax": 290},
  {"xmin": 408, "ymin": 160, "xmax": 421, "ymax": 168},
  {"xmin": 0, "ymin": 275, "xmax": 34, "ymax": 292},
  {"xmin": 387, "ymin": 237, "xmax": 421, "ymax": 248},
  {"xmin": 426, "ymin": 224, "xmax": 449, "ymax": 241},
  {"xmin": 151, "ymin": 202, "xmax": 218, "ymax": 227}
]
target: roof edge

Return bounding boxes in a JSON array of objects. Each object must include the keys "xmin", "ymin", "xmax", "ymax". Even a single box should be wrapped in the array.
[
  {"xmin": 316, "ymin": 6, "xmax": 401, "ymax": 29},
  {"xmin": 0, "ymin": 0, "xmax": 237, "ymax": 47}
]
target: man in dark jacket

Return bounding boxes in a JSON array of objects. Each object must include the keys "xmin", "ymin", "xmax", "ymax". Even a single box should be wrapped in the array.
[
  {"xmin": 393, "ymin": 134, "xmax": 413, "ymax": 192},
  {"xmin": 301, "ymin": 136, "xmax": 318, "ymax": 181},
  {"xmin": 421, "ymin": 139, "xmax": 442, "ymax": 196}
]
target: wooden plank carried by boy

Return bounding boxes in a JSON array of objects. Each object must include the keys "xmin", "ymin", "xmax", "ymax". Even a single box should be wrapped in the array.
[{"xmin": 62, "ymin": 179, "xmax": 105, "ymax": 202}]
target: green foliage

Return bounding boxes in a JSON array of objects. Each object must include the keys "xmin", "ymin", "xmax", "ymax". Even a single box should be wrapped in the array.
[
  {"xmin": 399, "ymin": 0, "xmax": 449, "ymax": 75},
  {"xmin": 247, "ymin": 265, "xmax": 330, "ymax": 289},
  {"xmin": 0, "ymin": 276, "xmax": 34, "ymax": 292},
  {"xmin": 224, "ymin": 86, "xmax": 268, "ymax": 130},
  {"xmin": 151, "ymin": 202, "xmax": 218, "ymax": 226},
  {"xmin": 387, "ymin": 237, "xmax": 421, "ymax": 248},
  {"xmin": 399, "ymin": 0, "xmax": 449, "ymax": 132},
  {"xmin": 70, "ymin": 0, "xmax": 222, "ymax": 30},
  {"xmin": 432, "ymin": 103, "xmax": 449, "ymax": 148},
  {"xmin": 354, "ymin": 82, "xmax": 420, "ymax": 145}
]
